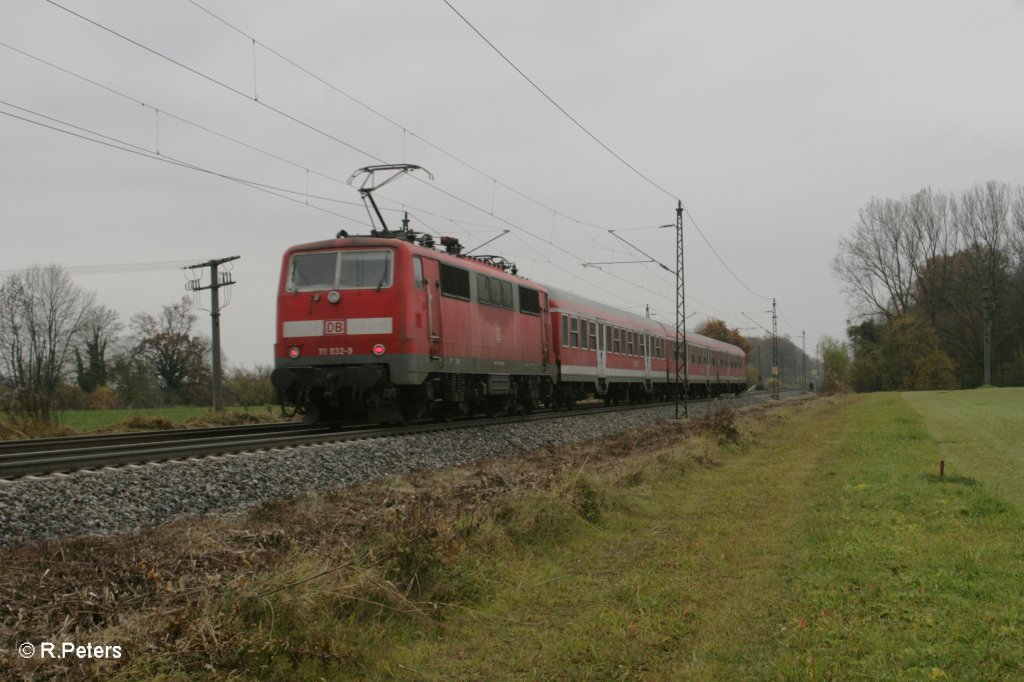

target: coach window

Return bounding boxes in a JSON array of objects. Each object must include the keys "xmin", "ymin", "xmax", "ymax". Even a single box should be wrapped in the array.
[
  {"xmin": 605, "ymin": 325, "xmax": 611, "ymax": 352},
  {"xmin": 570, "ymin": 317, "xmax": 580, "ymax": 348},
  {"xmin": 562, "ymin": 315, "xmax": 569, "ymax": 347},
  {"xmin": 440, "ymin": 264, "xmax": 471, "ymax": 300},
  {"xmin": 626, "ymin": 331, "xmax": 634, "ymax": 356}
]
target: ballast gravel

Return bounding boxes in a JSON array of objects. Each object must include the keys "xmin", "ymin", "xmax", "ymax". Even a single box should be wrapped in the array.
[{"xmin": 0, "ymin": 397, "xmax": 766, "ymax": 547}]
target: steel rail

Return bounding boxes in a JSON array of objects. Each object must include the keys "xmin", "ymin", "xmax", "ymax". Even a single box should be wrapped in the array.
[
  {"xmin": 0, "ymin": 390, "xmax": 803, "ymax": 479},
  {"xmin": 0, "ymin": 421, "xmax": 306, "ymax": 455}
]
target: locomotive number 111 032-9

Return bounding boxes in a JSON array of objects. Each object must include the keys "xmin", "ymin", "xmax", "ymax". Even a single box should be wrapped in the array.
[{"xmin": 319, "ymin": 347, "xmax": 354, "ymax": 356}]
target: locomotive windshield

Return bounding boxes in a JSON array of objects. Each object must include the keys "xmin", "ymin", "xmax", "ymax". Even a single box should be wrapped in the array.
[{"xmin": 288, "ymin": 249, "xmax": 393, "ymax": 291}]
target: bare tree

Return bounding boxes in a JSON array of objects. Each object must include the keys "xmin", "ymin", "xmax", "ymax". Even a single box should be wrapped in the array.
[
  {"xmin": 957, "ymin": 181, "xmax": 1011, "ymax": 291},
  {"xmin": 1009, "ymin": 185, "xmax": 1024, "ymax": 266},
  {"xmin": 832, "ymin": 197, "xmax": 920, "ymax": 320},
  {"xmin": 0, "ymin": 265, "xmax": 96, "ymax": 420},
  {"xmin": 907, "ymin": 188, "xmax": 958, "ymax": 327}
]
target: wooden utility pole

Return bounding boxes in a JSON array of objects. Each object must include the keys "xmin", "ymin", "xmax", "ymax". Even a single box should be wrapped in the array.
[{"xmin": 185, "ymin": 256, "xmax": 240, "ymax": 411}]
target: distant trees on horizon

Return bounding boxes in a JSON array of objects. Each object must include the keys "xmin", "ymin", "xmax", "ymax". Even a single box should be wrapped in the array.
[
  {"xmin": 0, "ymin": 265, "xmax": 272, "ymax": 422},
  {"xmin": 832, "ymin": 181, "xmax": 1024, "ymax": 391}
]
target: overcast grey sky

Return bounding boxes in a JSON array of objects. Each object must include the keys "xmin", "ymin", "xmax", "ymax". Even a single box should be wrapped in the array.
[{"xmin": 3, "ymin": 0, "xmax": 1023, "ymax": 367}]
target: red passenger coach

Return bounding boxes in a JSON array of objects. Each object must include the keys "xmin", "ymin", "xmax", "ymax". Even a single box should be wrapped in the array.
[
  {"xmin": 271, "ymin": 234, "xmax": 556, "ymax": 423},
  {"xmin": 548, "ymin": 287, "xmax": 747, "ymax": 405}
]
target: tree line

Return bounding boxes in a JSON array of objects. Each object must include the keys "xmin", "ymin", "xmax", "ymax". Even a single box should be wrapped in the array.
[
  {"xmin": 694, "ymin": 319, "xmax": 819, "ymax": 391},
  {"xmin": 0, "ymin": 264, "xmax": 273, "ymax": 422},
  {"xmin": 832, "ymin": 181, "xmax": 1024, "ymax": 391}
]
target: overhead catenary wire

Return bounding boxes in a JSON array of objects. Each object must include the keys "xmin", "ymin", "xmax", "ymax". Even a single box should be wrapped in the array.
[
  {"xmin": 34, "ymin": 0, "xmax": 677, "ymax": 312},
  {"xmin": 0, "ymin": 259, "xmax": 204, "ymax": 276},
  {"xmin": 28, "ymin": 0, "xmax": 773, "ymax": 325},
  {"xmin": 440, "ymin": 0, "xmax": 679, "ymax": 204},
  {"xmin": 438, "ymin": 0, "xmax": 775, "ymax": 303},
  {"xmin": 0, "ymin": 101, "xmax": 372, "ymax": 227},
  {"xmin": 181, "ymin": 0, "xmax": 616, "ymax": 236}
]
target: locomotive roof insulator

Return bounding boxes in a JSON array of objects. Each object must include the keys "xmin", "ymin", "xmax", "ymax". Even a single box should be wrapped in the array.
[{"xmin": 440, "ymin": 236, "xmax": 463, "ymax": 255}]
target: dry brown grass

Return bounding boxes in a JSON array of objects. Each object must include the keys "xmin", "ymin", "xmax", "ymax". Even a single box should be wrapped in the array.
[{"xmin": 0, "ymin": 396, "xmax": 813, "ymax": 680}]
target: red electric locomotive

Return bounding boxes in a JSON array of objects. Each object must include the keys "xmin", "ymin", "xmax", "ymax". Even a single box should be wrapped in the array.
[{"xmin": 271, "ymin": 231, "xmax": 557, "ymax": 423}]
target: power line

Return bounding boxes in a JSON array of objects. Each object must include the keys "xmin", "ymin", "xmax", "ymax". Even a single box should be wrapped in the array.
[
  {"xmin": 440, "ymin": 0, "xmax": 679, "ymax": 203},
  {"xmin": 37, "ymin": 0, "xmax": 659, "ymax": 307},
  {"xmin": 0, "ymin": 260, "xmax": 203, "ymax": 276},
  {"xmin": 32, "ymin": 0, "xmax": 762, "ymax": 317},
  {"xmin": 0, "ymin": 101, "xmax": 371, "ymax": 226},
  {"xmin": 0, "ymin": 40, "xmax": 516, "ymax": 243},
  {"xmin": 181, "ymin": 0, "xmax": 616, "ymax": 236},
  {"xmin": 439, "ymin": 0, "xmax": 774, "ymax": 303}
]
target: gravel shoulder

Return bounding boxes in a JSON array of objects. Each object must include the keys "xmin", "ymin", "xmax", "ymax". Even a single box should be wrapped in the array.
[{"xmin": 0, "ymin": 396, "xmax": 777, "ymax": 548}]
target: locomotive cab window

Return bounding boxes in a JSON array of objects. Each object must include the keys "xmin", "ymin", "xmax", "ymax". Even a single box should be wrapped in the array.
[
  {"xmin": 413, "ymin": 256, "xmax": 424, "ymax": 288},
  {"xmin": 289, "ymin": 249, "xmax": 393, "ymax": 291}
]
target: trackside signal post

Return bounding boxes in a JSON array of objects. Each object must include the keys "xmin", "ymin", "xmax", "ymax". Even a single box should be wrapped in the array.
[{"xmin": 185, "ymin": 255, "xmax": 240, "ymax": 411}]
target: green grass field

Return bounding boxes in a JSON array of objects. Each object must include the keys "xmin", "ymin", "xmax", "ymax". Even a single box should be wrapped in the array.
[
  {"xmin": 51, "ymin": 405, "xmax": 282, "ymax": 432},
  {"xmin": 45, "ymin": 390, "xmax": 1024, "ymax": 680},
  {"xmin": 377, "ymin": 391, "xmax": 1024, "ymax": 679}
]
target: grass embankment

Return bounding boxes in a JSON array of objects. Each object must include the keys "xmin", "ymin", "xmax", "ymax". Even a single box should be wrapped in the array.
[
  {"xmin": 4, "ymin": 391, "xmax": 1023, "ymax": 680},
  {"xmin": 0, "ymin": 405, "xmax": 283, "ymax": 439}
]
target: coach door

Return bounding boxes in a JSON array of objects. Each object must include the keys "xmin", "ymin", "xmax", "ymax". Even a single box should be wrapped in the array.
[
  {"xmin": 419, "ymin": 257, "xmax": 444, "ymax": 366},
  {"xmin": 596, "ymin": 321, "xmax": 607, "ymax": 392},
  {"xmin": 540, "ymin": 292, "xmax": 552, "ymax": 368},
  {"xmin": 644, "ymin": 333, "xmax": 653, "ymax": 384}
]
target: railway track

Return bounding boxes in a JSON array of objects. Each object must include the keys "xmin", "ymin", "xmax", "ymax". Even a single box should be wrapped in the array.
[{"xmin": 0, "ymin": 390, "xmax": 801, "ymax": 480}]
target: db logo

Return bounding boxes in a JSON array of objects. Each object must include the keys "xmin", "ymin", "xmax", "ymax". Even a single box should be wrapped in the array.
[{"xmin": 325, "ymin": 320, "xmax": 346, "ymax": 335}]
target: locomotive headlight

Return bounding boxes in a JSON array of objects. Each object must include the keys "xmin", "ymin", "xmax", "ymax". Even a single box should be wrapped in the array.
[
  {"xmin": 327, "ymin": 290, "xmax": 341, "ymax": 304},
  {"xmin": 372, "ymin": 343, "xmax": 386, "ymax": 356},
  {"xmin": 288, "ymin": 346, "xmax": 301, "ymax": 359}
]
